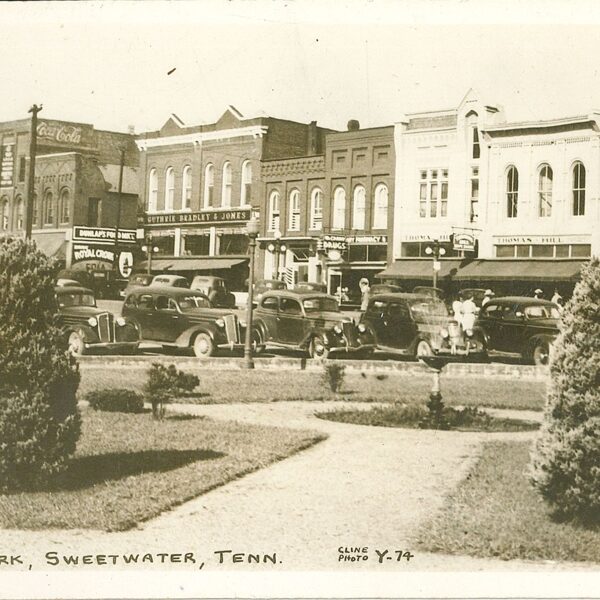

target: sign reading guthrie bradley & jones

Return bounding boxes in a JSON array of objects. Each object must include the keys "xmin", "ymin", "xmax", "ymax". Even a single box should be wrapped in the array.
[{"xmin": 144, "ymin": 209, "xmax": 251, "ymax": 226}]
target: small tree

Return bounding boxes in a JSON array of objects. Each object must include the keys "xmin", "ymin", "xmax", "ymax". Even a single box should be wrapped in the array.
[
  {"xmin": 143, "ymin": 363, "xmax": 199, "ymax": 419},
  {"xmin": 531, "ymin": 257, "xmax": 600, "ymax": 524},
  {"xmin": 321, "ymin": 362, "xmax": 346, "ymax": 394},
  {"xmin": 0, "ymin": 237, "xmax": 81, "ymax": 490}
]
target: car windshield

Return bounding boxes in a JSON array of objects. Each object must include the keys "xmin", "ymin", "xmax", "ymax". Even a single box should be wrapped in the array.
[
  {"xmin": 409, "ymin": 299, "xmax": 449, "ymax": 319},
  {"xmin": 58, "ymin": 292, "xmax": 96, "ymax": 308},
  {"xmin": 303, "ymin": 297, "xmax": 339, "ymax": 313},
  {"xmin": 178, "ymin": 295, "xmax": 211, "ymax": 310},
  {"xmin": 524, "ymin": 305, "xmax": 560, "ymax": 319}
]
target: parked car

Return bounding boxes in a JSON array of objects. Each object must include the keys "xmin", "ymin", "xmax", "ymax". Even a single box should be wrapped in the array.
[
  {"xmin": 57, "ymin": 268, "xmax": 124, "ymax": 300},
  {"xmin": 54, "ymin": 286, "xmax": 139, "ymax": 355},
  {"xmin": 190, "ymin": 275, "xmax": 236, "ymax": 308},
  {"xmin": 121, "ymin": 273, "xmax": 155, "ymax": 298},
  {"xmin": 122, "ymin": 286, "xmax": 249, "ymax": 358},
  {"xmin": 360, "ymin": 292, "xmax": 486, "ymax": 359},
  {"xmin": 252, "ymin": 289, "xmax": 376, "ymax": 359},
  {"xmin": 476, "ymin": 296, "xmax": 560, "ymax": 365},
  {"xmin": 254, "ymin": 279, "xmax": 287, "ymax": 304},
  {"xmin": 56, "ymin": 278, "xmax": 82, "ymax": 288},
  {"xmin": 370, "ymin": 283, "xmax": 403, "ymax": 295},
  {"xmin": 294, "ymin": 281, "xmax": 327, "ymax": 293},
  {"xmin": 412, "ymin": 286, "xmax": 444, "ymax": 301},
  {"xmin": 151, "ymin": 274, "xmax": 189, "ymax": 288}
]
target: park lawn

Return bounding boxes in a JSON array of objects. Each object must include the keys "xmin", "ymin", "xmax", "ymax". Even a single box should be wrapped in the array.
[
  {"xmin": 80, "ymin": 366, "xmax": 547, "ymax": 411},
  {"xmin": 417, "ymin": 440, "xmax": 600, "ymax": 563},
  {"xmin": 0, "ymin": 408, "xmax": 325, "ymax": 532}
]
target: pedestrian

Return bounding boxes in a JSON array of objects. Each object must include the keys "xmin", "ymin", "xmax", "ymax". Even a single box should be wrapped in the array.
[
  {"xmin": 359, "ymin": 278, "xmax": 370, "ymax": 311},
  {"xmin": 534, "ymin": 288, "xmax": 544, "ymax": 300},
  {"xmin": 452, "ymin": 293, "xmax": 464, "ymax": 322},
  {"xmin": 481, "ymin": 289, "xmax": 494, "ymax": 307},
  {"xmin": 551, "ymin": 288, "xmax": 562, "ymax": 305},
  {"xmin": 461, "ymin": 292, "xmax": 477, "ymax": 331}
]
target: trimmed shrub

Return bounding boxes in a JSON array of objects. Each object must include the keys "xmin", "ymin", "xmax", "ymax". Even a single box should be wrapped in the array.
[
  {"xmin": 0, "ymin": 237, "xmax": 81, "ymax": 490},
  {"xmin": 86, "ymin": 389, "xmax": 144, "ymax": 413},
  {"xmin": 321, "ymin": 362, "xmax": 346, "ymax": 393},
  {"xmin": 531, "ymin": 257, "xmax": 600, "ymax": 524},
  {"xmin": 143, "ymin": 363, "xmax": 199, "ymax": 419}
]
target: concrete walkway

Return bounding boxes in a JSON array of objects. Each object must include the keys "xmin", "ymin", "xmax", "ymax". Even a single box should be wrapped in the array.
[{"xmin": 0, "ymin": 402, "xmax": 595, "ymax": 572}]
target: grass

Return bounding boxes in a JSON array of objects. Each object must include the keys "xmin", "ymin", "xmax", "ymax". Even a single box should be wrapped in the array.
[
  {"xmin": 417, "ymin": 440, "xmax": 600, "ymax": 563},
  {"xmin": 0, "ymin": 408, "xmax": 325, "ymax": 531},
  {"xmin": 316, "ymin": 404, "xmax": 539, "ymax": 432},
  {"xmin": 80, "ymin": 367, "xmax": 547, "ymax": 411}
]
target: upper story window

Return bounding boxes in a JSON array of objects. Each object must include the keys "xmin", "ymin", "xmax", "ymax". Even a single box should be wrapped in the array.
[
  {"xmin": 288, "ymin": 189, "xmax": 300, "ymax": 231},
  {"xmin": 221, "ymin": 162, "xmax": 232, "ymax": 207},
  {"xmin": 1, "ymin": 197, "xmax": 8, "ymax": 230},
  {"xmin": 538, "ymin": 164, "xmax": 553, "ymax": 217},
  {"xmin": 44, "ymin": 190, "xmax": 54, "ymax": 225},
  {"xmin": 88, "ymin": 197, "xmax": 100, "ymax": 227},
  {"xmin": 332, "ymin": 186, "xmax": 346, "ymax": 230},
  {"xmin": 204, "ymin": 164, "xmax": 214, "ymax": 208},
  {"xmin": 60, "ymin": 188, "xmax": 70, "ymax": 223},
  {"xmin": 182, "ymin": 166, "xmax": 192, "ymax": 210},
  {"xmin": 373, "ymin": 183, "xmax": 388, "ymax": 229},
  {"xmin": 470, "ymin": 167, "xmax": 479, "ymax": 223},
  {"xmin": 241, "ymin": 161, "xmax": 252, "ymax": 207},
  {"xmin": 148, "ymin": 168, "xmax": 158, "ymax": 212},
  {"xmin": 32, "ymin": 193, "xmax": 38, "ymax": 225},
  {"xmin": 268, "ymin": 190, "xmax": 280, "ymax": 232},
  {"xmin": 15, "ymin": 197, "xmax": 24, "ymax": 230},
  {"xmin": 472, "ymin": 127, "xmax": 480, "ymax": 159},
  {"xmin": 572, "ymin": 161, "xmax": 585, "ymax": 216},
  {"xmin": 310, "ymin": 187, "xmax": 323, "ymax": 231},
  {"xmin": 352, "ymin": 185, "xmax": 366, "ymax": 229},
  {"xmin": 165, "ymin": 167, "xmax": 175, "ymax": 211},
  {"xmin": 419, "ymin": 169, "xmax": 448, "ymax": 218},
  {"xmin": 506, "ymin": 165, "xmax": 518, "ymax": 218}
]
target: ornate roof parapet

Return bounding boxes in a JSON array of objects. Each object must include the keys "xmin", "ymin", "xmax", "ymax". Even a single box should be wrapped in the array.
[{"xmin": 261, "ymin": 155, "xmax": 325, "ymax": 178}]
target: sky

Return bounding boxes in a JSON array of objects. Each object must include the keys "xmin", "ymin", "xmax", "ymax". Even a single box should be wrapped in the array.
[{"xmin": 3, "ymin": 1, "xmax": 600, "ymax": 134}]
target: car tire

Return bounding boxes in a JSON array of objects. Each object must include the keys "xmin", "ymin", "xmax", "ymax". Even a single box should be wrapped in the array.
[
  {"xmin": 252, "ymin": 330, "xmax": 266, "ymax": 355},
  {"xmin": 309, "ymin": 335, "xmax": 330, "ymax": 360},
  {"xmin": 193, "ymin": 333, "xmax": 215, "ymax": 358},
  {"xmin": 415, "ymin": 339, "xmax": 433, "ymax": 358},
  {"xmin": 531, "ymin": 340, "xmax": 551, "ymax": 366},
  {"xmin": 67, "ymin": 331, "xmax": 87, "ymax": 356}
]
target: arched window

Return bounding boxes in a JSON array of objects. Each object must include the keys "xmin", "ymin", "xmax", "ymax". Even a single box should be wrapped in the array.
[
  {"xmin": 15, "ymin": 196, "xmax": 24, "ymax": 230},
  {"xmin": 288, "ymin": 189, "xmax": 300, "ymax": 231},
  {"xmin": 182, "ymin": 165, "xmax": 192, "ymax": 210},
  {"xmin": 241, "ymin": 161, "xmax": 252, "ymax": 206},
  {"xmin": 538, "ymin": 164, "xmax": 553, "ymax": 217},
  {"xmin": 310, "ymin": 188, "xmax": 323, "ymax": 230},
  {"xmin": 572, "ymin": 161, "xmax": 585, "ymax": 216},
  {"xmin": 352, "ymin": 185, "xmax": 366, "ymax": 229},
  {"xmin": 268, "ymin": 191, "xmax": 280, "ymax": 232},
  {"xmin": 1, "ymin": 197, "xmax": 9, "ymax": 230},
  {"xmin": 204, "ymin": 164, "xmax": 214, "ymax": 208},
  {"xmin": 221, "ymin": 162, "xmax": 232, "ymax": 207},
  {"xmin": 32, "ymin": 193, "xmax": 38, "ymax": 225},
  {"xmin": 148, "ymin": 168, "xmax": 158, "ymax": 212},
  {"xmin": 165, "ymin": 167, "xmax": 175, "ymax": 211},
  {"xmin": 44, "ymin": 190, "xmax": 54, "ymax": 225},
  {"xmin": 373, "ymin": 184, "xmax": 388, "ymax": 229},
  {"xmin": 59, "ymin": 188, "xmax": 70, "ymax": 223},
  {"xmin": 332, "ymin": 187, "xmax": 346, "ymax": 230},
  {"xmin": 506, "ymin": 166, "xmax": 518, "ymax": 218}
]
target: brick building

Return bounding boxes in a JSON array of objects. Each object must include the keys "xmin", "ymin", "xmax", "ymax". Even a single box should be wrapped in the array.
[{"xmin": 0, "ymin": 118, "xmax": 138, "ymax": 274}]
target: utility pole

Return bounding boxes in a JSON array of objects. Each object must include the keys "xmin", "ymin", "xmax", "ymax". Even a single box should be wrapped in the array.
[
  {"xmin": 25, "ymin": 104, "xmax": 42, "ymax": 240},
  {"xmin": 113, "ymin": 146, "xmax": 125, "ymax": 276}
]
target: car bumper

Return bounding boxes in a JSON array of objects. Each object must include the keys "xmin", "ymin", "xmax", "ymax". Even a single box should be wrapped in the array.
[
  {"xmin": 216, "ymin": 342, "xmax": 245, "ymax": 351},
  {"xmin": 328, "ymin": 343, "xmax": 376, "ymax": 353},
  {"xmin": 84, "ymin": 341, "xmax": 139, "ymax": 350},
  {"xmin": 436, "ymin": 340, "xmax": 485, "ymax": 356}
]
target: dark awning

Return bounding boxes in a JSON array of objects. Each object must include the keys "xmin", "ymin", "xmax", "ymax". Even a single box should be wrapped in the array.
[
  {"xmin": 453, "ymin": 259, "xmax": 585, "ymax": 282},
  {"xmin": 140, "ymin": 257, "xmax": 247, "ymax": 272},
  {"xmin": 32, "ymin": 233, "xmax": 67, "ymax": 259},
  {"xmin": 376, "ymin": 259, "xmax": 464, "ymax": 280}
]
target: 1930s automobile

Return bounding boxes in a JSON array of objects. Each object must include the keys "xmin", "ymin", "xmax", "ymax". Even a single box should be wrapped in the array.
[
  {"xmin": 122, "ymin": 286, "xmax": 248, "ymax": 358},
  {"xmin": 54, "ymin": 286, "xmax": 139, "ymax": 355},
  {"xmin": 252, "ymin": 289, "xmax": 376, "ymax": 359}
]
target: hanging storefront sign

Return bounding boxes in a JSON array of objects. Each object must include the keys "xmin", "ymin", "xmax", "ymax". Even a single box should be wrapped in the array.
[
  {"xmin": 145, "ymin": 208, "xmax": 251, "ymax": 226},
  {"xmin": 0, "ymin": 143, "xmax": 14, "ymax": 188},
  {"xmin": 317, "ymin": 234, "xmax": 348, "ymax": 252},
  {"xmin": 72, "ymin": 243, "xmax": 116, "ymax": 266},
  {"xmin": 72, "ymin": 226, "xmax": 137, "ymax": 244},
  {"xmin": 452, "ymin": 231, "xmax": 476, "ymax": 252}
]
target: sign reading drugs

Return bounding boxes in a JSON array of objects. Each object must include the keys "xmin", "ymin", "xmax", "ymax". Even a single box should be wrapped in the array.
[{"xmin": 318, "ymin": 234, "xmax": 347, "ymax": 252}]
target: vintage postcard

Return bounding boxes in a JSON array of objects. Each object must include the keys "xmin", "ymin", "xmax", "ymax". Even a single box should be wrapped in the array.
[{"xmin": 0, "ymin": 0, "xmax": 599, "ymax": 598}]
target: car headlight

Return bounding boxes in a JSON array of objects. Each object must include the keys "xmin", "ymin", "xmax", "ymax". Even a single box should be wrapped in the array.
[
  {"xmin": 216, "ymin": 318, "xmax": 225, "ymax": 328},
  {"xmin": 333, "ymin": 325, "xmax": 342, "ymax": 334},
  {"xmin": 358, "ymin": 323, "xmax": 367, "ymax": 333},
  {"xmin": 440, "ymin": 328, "xmax": 449, "ymax": 339},
  {"xmin": 87, "ymin": 317, "xmax": 97, "ymax": 327},
  {"xmin": 465, "ymin": 329, "xmax": 474, "ymax": 337},
  {"xmin": 116, "ymin": 317, "xmax": 126, "ymax": 327}
]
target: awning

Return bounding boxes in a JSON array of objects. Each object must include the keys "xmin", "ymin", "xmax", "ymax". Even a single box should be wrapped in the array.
[
  {"xmin": 377, "ymin": 259, "xmax": 464, "ymax": 280},
  {"xmin": 140, "ymin": 257, "xmax": 247, "ymax": 272},
  {"xmin": 453, "ymin": 259, "xmax": 585, "ymax": 282},
  {"xmin": 32, "ymin": 233, "xmax": 67, "ymax": 259}
]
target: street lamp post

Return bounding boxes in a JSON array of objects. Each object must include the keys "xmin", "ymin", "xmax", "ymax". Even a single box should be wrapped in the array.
[
  {"xmin": 267, "ymin": 230, "xmax": 287, "ymax": 280},
  {"xmin": 242, "ymin": 217, "xmax": 260, "ymax": 370},
  {"xmin": 424, "ymin": 240, "xmax": 446, "ymax": 289},
  {"xmin": 141, "ymin": 233, "xmax": 159, "ymax": 275}
]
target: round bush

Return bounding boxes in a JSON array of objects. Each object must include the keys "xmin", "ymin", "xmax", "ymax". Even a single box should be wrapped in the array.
[{"xmin": 86, "ymin": 389, "xmax": 144, "ymax": 413}]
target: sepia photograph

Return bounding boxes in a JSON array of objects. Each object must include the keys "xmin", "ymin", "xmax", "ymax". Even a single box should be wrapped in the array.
[{"xmin": 0, "ymin": 0, "xmax": 600, "ymax": 598}]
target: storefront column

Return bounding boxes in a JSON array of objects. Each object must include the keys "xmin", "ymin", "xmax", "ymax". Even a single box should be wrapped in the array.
[
  {"xmin": 174, "ymin": 227, "xmax": 182, "ymax": 257},
  {"xmin": 209, "ymin": 226, "xmax": 217, "ymax": 256}
]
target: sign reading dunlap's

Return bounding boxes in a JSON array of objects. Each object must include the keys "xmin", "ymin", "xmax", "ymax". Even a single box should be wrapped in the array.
[{"xmin": 145, "ymin": 208, "xmax": 251, "ymax": 226}]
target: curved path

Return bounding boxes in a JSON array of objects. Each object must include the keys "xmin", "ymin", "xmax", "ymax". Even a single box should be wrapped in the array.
[{"xmin": 0, "ymin": 402, "xmax": 595, "ymax": 572}]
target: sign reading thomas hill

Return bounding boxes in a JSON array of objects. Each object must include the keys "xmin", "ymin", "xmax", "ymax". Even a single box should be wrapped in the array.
[{"xmin": 144, "ymin": 208, "xmax": 251, "ymax": 226}]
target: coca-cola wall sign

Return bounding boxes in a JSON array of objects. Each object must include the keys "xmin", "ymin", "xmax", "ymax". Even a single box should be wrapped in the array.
[{"xmin": 36, "ymin": 120, "xmax": 93, "ymax": 147}]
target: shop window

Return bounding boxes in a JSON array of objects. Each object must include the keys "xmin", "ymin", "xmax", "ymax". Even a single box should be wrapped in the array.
[
  {"xmin": 332, "ymin": 186, "xmax": 346, "ymax": 230},
  {"xmin": 572, "ymin": 244, "xmax": 591, "ymax": 258},
  {"xmin": 531, "ymin": 245, "xmax": 553, "ymax": 258},
  {"xmin": 60, "ymin": 189, "xmax": 70, "ymax": 224},
  {"xmin": 401, "ymin": 243, "xmax": 421, "ymax": 258},
  {"xmin": 538, "ymin": 164, "xmax": 553, "ymax": 217},
  {"xmin": 419, "ymin": 169, "xmax": 448, "ymax": 218},
  {"xmin": 572, "ymin": 161, "xmax": 585, "ymax": 216},
  {"xmin": 148, "ymin": 168, "xmax": 158, "ymax": 212},
  {"xmin": 44, "ymin": 190, "xmax": 54, "ymax": 225},
  {"xmin": 310, "ymin": 187, "xmax": 323, "ymax": 231},
  {"xmin": 183, "ymin": 234, "xmax": 210, "ymax": 256},
  {"xmin": 15, "ymin": 197, "xmax": 24, "ymax": 230},
  {"xmin": 506, "ymin": 166, "xmax": 518, "ymax": 218},
  {"xmin": 1, "ymin": 198, "xmax": 8, "ymax": 230},
  {"xmin": 87, "ymin": 197, "xmax": 100, "ymax": 227},
  {"xmin": 268, "ymin": 191, "xmax": 280, "ymax": 232},
  {"xmin": 204, "ymin": 164, "xmax": 214, "ymax": 208},
  {"xmin": 153, "ymin": 235, "xmax": 174, "ymax": 255},
  {"xmin": 240, "ymin": 161, "xmax": 252, "ymax": 206},
  {"xmin": 373, "ymin": 183, "xmax": 388, "ymax": 230},
  {"xmin": 555, "ymin": 244, "xmax": 570, "ymax": 258},
  {"xmin": 352, "ymin": 185, "xmax": 366, "ymax": 229},
  {"xmin": 221, "ymin": 162, "xmax": 232, "ymax": 207},
  {"xmin": 495, "ymin": 245, "xmax": 516, "ymax": 258},
  {"xmin": 182, "ymin": 165, "xmax": 192, "ymax": 210},
  {"xmin": 516, "ymin": 245, "xmax": 530, "ymax": 258},
  {"xmin": 470, "ymin": 167, "xmax": 479, "ymax": 222},
  {"xmin": 288, "ymin": 189, "xmax": 300, "ymax": 231},
  {"xmin": 165, "ymin": 167, "xmax": 175, "ymax": 211},
  {"xmin": 219, "ymin": 234, "xmax": 248, "ymax": 255},
  {"xmin": 368, "ymin": 244, "xmax": 387, "ymax": 262}
]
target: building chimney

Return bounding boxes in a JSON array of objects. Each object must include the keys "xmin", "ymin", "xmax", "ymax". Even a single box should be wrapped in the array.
[
  {"xmin": 347, "ymin": 119, "xmax": 360, "ymax": 131},
  {"xmin": 127, "ymin": 125, "xmax": 135, "ymax": 135},
  {"xmin": 307, "ymin": 120, "xmax": 318, "ymax": 155}
]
